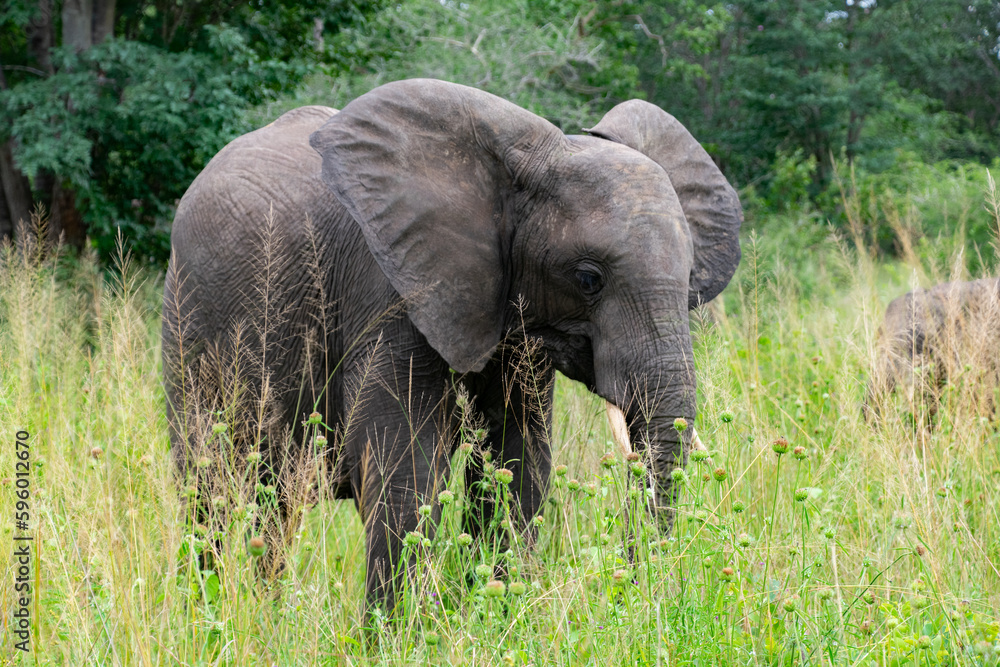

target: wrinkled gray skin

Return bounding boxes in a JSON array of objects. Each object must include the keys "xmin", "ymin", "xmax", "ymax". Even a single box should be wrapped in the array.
[
  {"xmin": 864, "ymin": 278, "xmax": 1000, "ymax": 421},
  {"xmin": 163, "ymin": 79, "xmax": 742, "ymax": 609}
]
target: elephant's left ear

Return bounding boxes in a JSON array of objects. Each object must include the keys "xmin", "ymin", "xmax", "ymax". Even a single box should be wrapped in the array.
[{"xmin": 585, "ymin": 101, "xmax": 742, "ymax": 309}]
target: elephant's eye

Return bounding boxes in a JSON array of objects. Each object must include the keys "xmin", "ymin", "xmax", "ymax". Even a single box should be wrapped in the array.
[{"xmin": 575, "ymin": 269, "xmax": 603, "ymax": 296}]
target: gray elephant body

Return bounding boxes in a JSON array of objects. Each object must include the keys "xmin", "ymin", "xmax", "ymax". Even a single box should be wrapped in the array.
[
  {"xmin": 865, "ymin": 277, "xmax": 1000, "ymax": 420},
  {"xmin": 163, "ymin": 80, "xmax": 742, "ymax": 608}
]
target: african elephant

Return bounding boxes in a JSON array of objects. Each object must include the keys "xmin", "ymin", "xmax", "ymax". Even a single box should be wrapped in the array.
[
  {"xmin": 162, "ymin": 79, "xmax": 742, "ymax": 609},
  {"xmin": 864, "ymin": 277, "xmax": 1000, "ymax": 421}
]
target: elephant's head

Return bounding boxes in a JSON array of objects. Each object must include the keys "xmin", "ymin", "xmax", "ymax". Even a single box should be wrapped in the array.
[{"xmin": 309, "ymin": 79, "xmax": 741, "ymax": 522}]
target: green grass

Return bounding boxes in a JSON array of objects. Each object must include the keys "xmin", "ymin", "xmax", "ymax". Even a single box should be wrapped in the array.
[{"xmin": 1, "ymin": 190, "xmax": 1000, "ymax": 665}]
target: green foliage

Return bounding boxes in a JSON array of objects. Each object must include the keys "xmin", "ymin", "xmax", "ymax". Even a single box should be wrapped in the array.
[
  {"xmin": 3, "ymin": 38, "xmax": 263, "ymax": 261},
  {"xmin": 0, "ymin": 1, "xmax": 383, "ymax": 264},
  {"xmin": 255, "ymin": 0, "xmax": 641, "ymax": 132}
]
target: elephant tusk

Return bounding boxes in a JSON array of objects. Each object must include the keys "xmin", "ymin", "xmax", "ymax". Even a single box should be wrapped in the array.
[
  {"xmin": 691, "ymin": 428, "xmax": 708, "ymax": 453},
  {"xmin": 605, "ymin": 401, "xmax": 711, "ymax": 512},
  {"xmin": 605, "ymin": 401, "xmax": 631, "ymax": 456},
  {"xmin": 604, "ymin": 400, "xmax": 709, "ymax": 458}
]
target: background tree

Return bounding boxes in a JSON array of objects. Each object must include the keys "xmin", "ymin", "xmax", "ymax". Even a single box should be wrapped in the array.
[{"xmin": 0, "ymin": 0, "xmax": 381, "ymax": 261}]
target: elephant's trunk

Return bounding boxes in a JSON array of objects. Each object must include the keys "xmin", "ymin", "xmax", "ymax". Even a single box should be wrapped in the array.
[{"xmin": 597, "ymin": 333, "xmax": 697, "ymax": 529}]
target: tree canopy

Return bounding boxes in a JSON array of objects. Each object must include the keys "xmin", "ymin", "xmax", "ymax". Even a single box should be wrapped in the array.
[{"xmin": 2, "ymin": 0, "xmax": 998, "ymax": 264}]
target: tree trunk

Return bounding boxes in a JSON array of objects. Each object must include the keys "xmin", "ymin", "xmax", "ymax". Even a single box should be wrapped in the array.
[
  {"xmin": 312, "ymin": 17, "xmax": 324, "ymax": 52},
  {"xmin": 92, "ymin": 0, "xmax": 116, "ymax": 44},
  {"xmin": 62, "ymin": 0, "xmax": 94, "ymax": 52},
  {"xmin": 0, "ymin": 172, "xmax": 11, "ymax": 243},
  {"xmin": 49, "ymin": 180, "xmax": 86, "ymax": 248},
  {"xmin": 0, "ymin": 141, "xmax": 33, "ymax": 235},
  {"xmin": 27, "ymin": 0, "xmax": 54, "ymax": 73},
  {"xmin": 45, "ymin": 0, "xmax": 98, "ymax": 250}
]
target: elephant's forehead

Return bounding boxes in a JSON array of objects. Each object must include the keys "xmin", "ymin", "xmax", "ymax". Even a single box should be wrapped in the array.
[{"xmin": 543, "ymin": 138, "xmax": 688, "ymax": 245}]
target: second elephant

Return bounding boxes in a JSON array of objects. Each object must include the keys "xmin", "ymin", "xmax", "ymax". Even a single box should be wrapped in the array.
[{"xmin": 865, "ymin": 277, "xmax": 1000, "ymax": 421}]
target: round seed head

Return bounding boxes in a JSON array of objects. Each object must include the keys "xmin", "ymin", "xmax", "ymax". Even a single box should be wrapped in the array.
[
  {"xmin": 458, "ymin": 441, "xmax": 473, "ymax": 454},
  {"xmin": 474, "ymin": 563, "xmax": 492, "ymax": 578},
  {"xmin": 737, "ymin": 532, "xmax": 752, "ymax": 548},
  {"xmin": 782, "ymin": 595, "xmax": 799, "ymax": 613},
  {"xmin": 673, "ymin": 417, "xmax": 688, "ymax": 432},
  {"xmin": 494, "ymin": 468, "xmax": 514, "ymax": 485},
  {"xmin": 418, "ymin": 504, "xmax": 432, "ymax": 518},
  {"xmin": 772, "ymin": 437, "xmax": 790, "ymax": 455},
  {"xmin": 438, "ymin": 490, "xmax": 455, "ymax": 505},
  {"xmin": 690, "ymin": 449, "xmax": 710, "ymax": 463},
  {"xmin": 248, "ymin": 536, "xmax": 266, "ymax": 558},
  {"xmin": 863, "ymin": 591, "xmax": 875, "ymax": 605},
  {"xmin": 793, "ymin": 446, "xmax": 807, "ymax": 460},
  {"xmin": 211, "ymin": 422, "xmax": 228, "ymax": 435},
  {"xmin": 818, "ymin": 588, "xmax": 834, "ymax": 602},
  {"xmin": 720, "ymin": 411, "xmax": 734, "ymax": 423},
  {"xmin": 625, "ymin": 452, "xmax": 640, "ymax": 462},
  {"xmin": 315, "ymin": 435, "xmax": 327, "ymax": 446},
  {"xmin": 629, "ymin": 461, "xmax": 646, "ymax": 476},
  {"xmin": 403, "ymin": 531, "xmax": 423, "ymax": 547},
  {"xmin": 599, "ymin": 453, "xmax": 617, "ymax": 469},
  {"xmin": 555, "ymin": 464, "xmax": 568, "ymax": 476},
  {"xmin": 532, "ymin": 515, "xmax": 545, "ymax": 528},
  {"xmin": 732, "ymin": 500, "xmax": 746, "ymax": 513},
  {"xmin": 567, "ymin": 478, "xmax": 580, "ymax": 491},
  {"xmin": 721, "ymin": 567, "xmax": 735, "ymax": 580},
  {"xmin": 612, "ymin": 569, "xmax": 627, "ymax": 583},
  {"xmin": 794, "ymin": 488, "xmax": 808, "ymax": 502},
  {"xmin": 457, "ymin": 532, "xmax": 473, "ymax": 547},
  {"xmin": 509, "ymin": 581, "xmax": 527, "ymax": 596},
  {"xmin": 196, "ymin": 456, "xmax": 212, "ymax": 469},
  {"xmin": 246, "ymin": 451, "xmax": 262, "ymax": 464},
  {"xmin": 90, "ymin": 446, "xmax": 103, "ymax": 459},
  {"xmin": 713, "ymin": 467, "xmax": 727, "ymax": 482},
  {"xmin": 307, "ymin": 411, "xmax": 322, "ymax": 424},
  {"xmin": 670, "ymin": 468, "xmax": 688, "ymax": 484},
  {"xmin": 424, "ymin": 631, "xmax": 440, "ymax": 646},
  {"xmin": 917, "ymin": 635, "xmax": 931, "ymax": 650},
  {"xmin": 484, "ymin": 580, "xmax": 506, "ymax": 597}
]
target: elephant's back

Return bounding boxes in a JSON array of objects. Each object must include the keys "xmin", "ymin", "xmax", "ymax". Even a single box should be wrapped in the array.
[
  {"xmin": 165, "ymin": 104, "xmax": 359, "ymax": 352},
  {"xmin": 172, "ymin": 106, "xmax": 340, "ymax": 247}
]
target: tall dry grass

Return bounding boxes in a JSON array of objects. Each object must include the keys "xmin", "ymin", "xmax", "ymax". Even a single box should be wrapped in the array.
[{"xmin": 0, "ymin": 172, "xmax": 997, "ymax": 665}]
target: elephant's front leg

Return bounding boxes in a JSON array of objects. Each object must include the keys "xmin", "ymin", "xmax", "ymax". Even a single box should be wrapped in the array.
[
  {"xmin": 464, "ymin": 348, "xmax": 555, "ymax": 547},
  {"xmin": 346, "ymin": 347, "xmax": 454, "ymax": 611}
]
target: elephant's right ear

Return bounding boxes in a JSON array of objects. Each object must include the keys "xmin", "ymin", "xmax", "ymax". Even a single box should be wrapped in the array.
[
  {"xmin": 309, "ymin": 79, "xmax": 564, "ymax": 373},
  {"xmin": 585, "ymin": 101, "xmax": 742, "ymax": 310}
]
